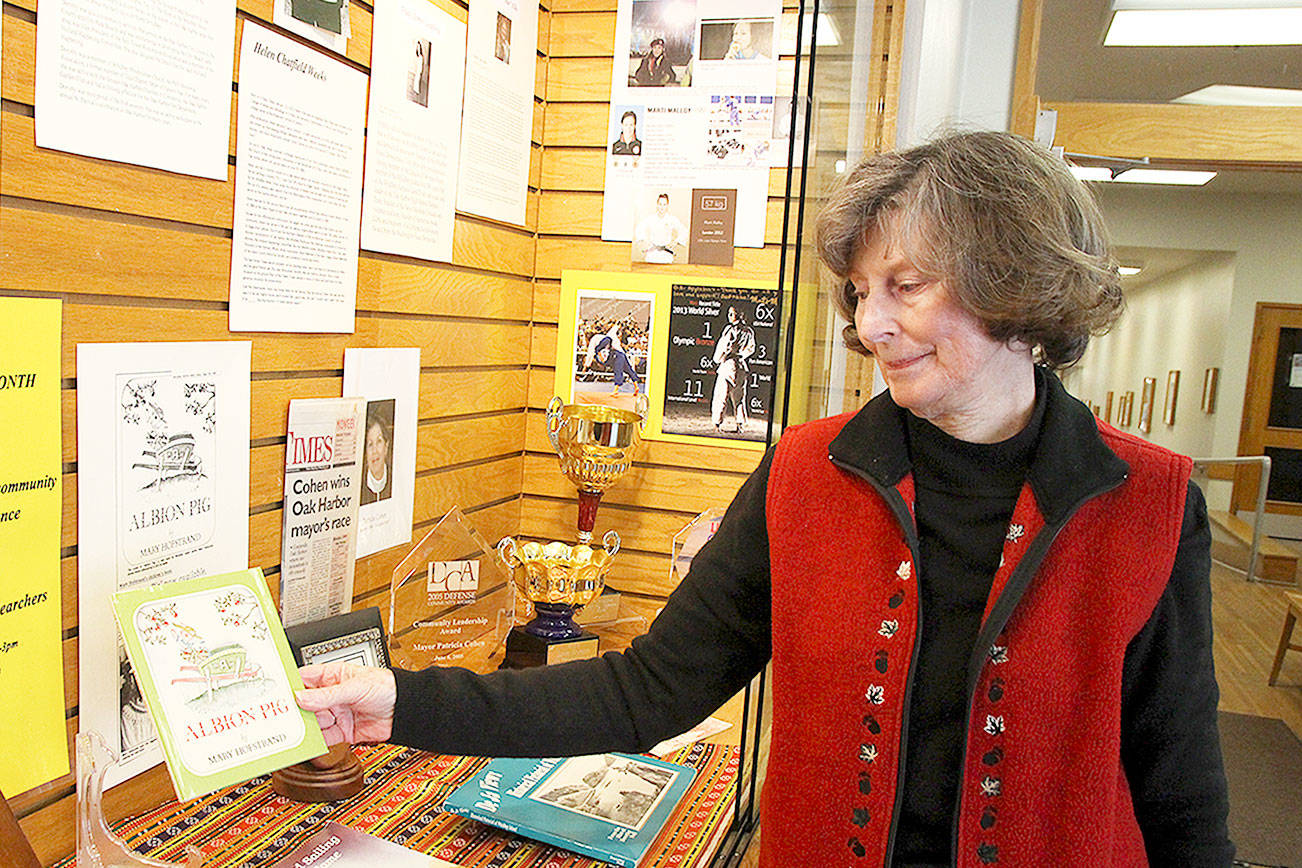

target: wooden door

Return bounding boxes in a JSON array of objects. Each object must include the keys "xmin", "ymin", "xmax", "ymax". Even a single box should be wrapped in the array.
[{"xmin": 1234, "ymin": 303, "xmax": 1302, "ymax": 514}]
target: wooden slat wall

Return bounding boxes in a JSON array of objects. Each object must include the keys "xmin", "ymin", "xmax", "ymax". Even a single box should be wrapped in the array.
[
  {"xmin": 3, "ymin": 1, "xmax": 911, "ymax": 860},
  {"xmin": 526, "ymin": 1, "xmax": 796, "ymax": 609},
  {"xmin": 2, "ymin": 0, "xmax": 544, "ymax": 860}
]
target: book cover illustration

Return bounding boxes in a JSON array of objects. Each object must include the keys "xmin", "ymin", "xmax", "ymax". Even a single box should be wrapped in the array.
[
  {"xmin": 112, "ymin": 568, "xmax": 328, "ymax": 800},
  {"xmin": 442, "ymin": 753, "xmax": 696, "ymax": 867},
  {"xmin": 267, "ymin": 821, "xmax": 462, "ymax": 867}
]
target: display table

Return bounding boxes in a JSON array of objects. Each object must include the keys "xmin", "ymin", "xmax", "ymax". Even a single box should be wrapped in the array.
[{"xmin": 58, "ymin": 742, "xmax": 738, "ymax": 868}]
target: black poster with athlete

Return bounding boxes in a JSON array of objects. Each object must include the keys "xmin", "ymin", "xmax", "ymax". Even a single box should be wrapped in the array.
[{"xmin": 662, "ymin": 284, "xmax": 779, "ymax": 442}]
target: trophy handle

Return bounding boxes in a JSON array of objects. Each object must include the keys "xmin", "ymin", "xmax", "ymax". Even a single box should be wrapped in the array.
[
  {"xmin": 497, "ymin": 536, "xmax": 520, "ymax": 568},
  {"xmin": 546, "ymin": 396, "xmax": 565, "ymax": 453},
  {"xmin": 634, "ymin": 393, "xmax": 649, "ymax": 425},
  {"xmin": 601, "ymin": 529, "xmax": 621, "ymax": 558}
]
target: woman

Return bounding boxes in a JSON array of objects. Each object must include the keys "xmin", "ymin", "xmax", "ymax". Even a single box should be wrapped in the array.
[
  {"xmin": 296, "ymin": 131, "xmax": 1232, "ymax": 866},
  {"xmin": 633, "ymin": 37, "xmax": 675, "ymax": 86},
  {"xmin": 723, "ymin": 20, "xmax": 765, "ymax": 60},
  {"xmin": 611, "ymin": 110, "xmax": 642, "ymax": 156}
]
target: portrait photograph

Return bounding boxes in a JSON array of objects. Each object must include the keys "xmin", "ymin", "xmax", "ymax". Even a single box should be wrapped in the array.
[
  {"xmin": 627, "ymin": 0, "xmax": 696, "ymax": 87},
  {"xmin": 406, "ymin": 38, "xmax": 431, "ymax": 107},
  {"xmin": 361, "ymin": 398, "xmax": 395, "ymax": 505},
  {"xmin": 699, "ymin": 17, "xmax": 774, "ymax": 62}
]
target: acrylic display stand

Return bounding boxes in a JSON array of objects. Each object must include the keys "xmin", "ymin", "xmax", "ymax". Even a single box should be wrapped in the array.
[
  {"xmin": 76, "ymin": 730, "xmax": 202, "ymax": 867},
  {"xmin": 670, "ymin": 507, "xmax": 727, "ymax": 584}
]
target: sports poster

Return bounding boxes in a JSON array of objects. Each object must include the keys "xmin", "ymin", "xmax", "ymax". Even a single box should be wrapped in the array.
[
  {"xmin": 601, "ymin": 0, "xmax": 784, "ymax": 254},
  {"xmin": 662, "ymin": 284, "xmax": 779, "ymax": 442},
  {"xmin": 555, "ymin": 270, "xmax": 777, "ymax": 450}
]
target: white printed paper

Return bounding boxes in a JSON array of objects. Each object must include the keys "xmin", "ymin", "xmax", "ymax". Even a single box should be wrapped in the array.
[
  {"xmin": 343, "ymin": 348, "xmax": 420, "ymax": 558},
  {"xmin": 76, "ymin": 341, "xmax": 252, "ymax": 789},
  {"xmin": 361, "ymin": 0, "xmax": 467, "ymax": 261},
  {"xmin": 601, "ymin": 0, "xmax": 782, "ymax": 249},
  {"xmin": 229, "ymin": 23, "xmax": 368, "ymax": 334},
  {"xmin": 34, "ymin": 0, "xmax": 236, "ymax": 180},
  {"xmin": 455, "ymin": 0, "xmax": 539, "ymax": 227},
  {"xmin": 279, "ymin": 398, "xmax": 365, "ymax": 627}
]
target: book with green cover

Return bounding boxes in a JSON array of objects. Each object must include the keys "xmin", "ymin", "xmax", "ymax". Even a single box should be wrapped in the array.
[{"xmin": 112, "ymin": 568, "xmax": 328, "ymax": 800}]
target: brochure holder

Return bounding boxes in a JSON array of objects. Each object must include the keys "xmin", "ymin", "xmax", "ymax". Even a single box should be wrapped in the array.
[
  {"xmin": 76, "ymin": 730, "xmax": 201, "ymax": 867},
  {"xmin": 388, "ymin": 506, "xmax": 516, "ymax": 673}
]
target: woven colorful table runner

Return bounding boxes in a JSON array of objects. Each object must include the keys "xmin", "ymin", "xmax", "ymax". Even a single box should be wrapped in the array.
[{"xmin": 63, "ymin": 743, "xmax": 738, "ymax": 867}]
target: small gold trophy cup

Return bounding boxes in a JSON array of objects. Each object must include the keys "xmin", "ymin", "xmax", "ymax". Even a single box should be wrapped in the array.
[{"xmin": 498, "ymin": 396, "xmax": 647, "ymax": 668}]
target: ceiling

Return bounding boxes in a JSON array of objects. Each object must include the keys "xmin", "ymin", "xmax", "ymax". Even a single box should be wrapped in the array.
[
  {"xmin": 1036, "ymin": 0, "xmax": 1302, "ymax": 194},
  {"xmin": 1037, "ymin": 0, "xmax": 1302, "ymax": 103}
]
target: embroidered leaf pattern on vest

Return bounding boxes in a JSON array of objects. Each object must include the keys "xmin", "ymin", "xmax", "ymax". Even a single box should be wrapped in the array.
[
  {"xmin": 988, "ymin": 644, "xmax": 1008, "ymax": 664},
  {"xmin": 860, "ymin": 743, "xmax": 877, "ymax": 763},
  {"xmin": 864, "ymin": 684, "xmax": 884, "ymax": 704},
  {"xmin": 1006, "ymin": 523, "xmax": 1024, "ymax": 542},
  {"xmin": 980, "ymin": 776, "xmax": 1001, "ymax": 797},
  {"xmin": 878, "ymin": 619, "xmax": 898, "ymax": 638},
  {"xmin": 896, "ymin": 560, "xmax": 911, "ymax": 581},
  {"xmin": 983, "ymin": 715, "xmax": 1005, "ymax": 736}
]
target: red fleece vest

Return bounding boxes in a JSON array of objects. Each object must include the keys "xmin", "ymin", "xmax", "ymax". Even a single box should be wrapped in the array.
[{"xmin": 760, "ymin": 413, "xmax": 1190, "ymax": 867}]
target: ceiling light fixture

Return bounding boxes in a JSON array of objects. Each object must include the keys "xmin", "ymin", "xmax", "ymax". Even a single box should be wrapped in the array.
[
  {"xmin": 1105, "ymin": 1, "xmax": 1302, "ymax": 46},
  {"xmin": 1173, "ymin": 84, "xmax": 1302, "ymax": 106}
]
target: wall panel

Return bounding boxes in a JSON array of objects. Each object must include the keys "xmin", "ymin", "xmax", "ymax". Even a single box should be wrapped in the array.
[{"xmin": 3, "ymin": 0, "xmax": 536, "ymax": 858}]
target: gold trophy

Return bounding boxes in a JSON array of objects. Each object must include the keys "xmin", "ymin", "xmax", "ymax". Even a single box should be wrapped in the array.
[{"xmin": 497, "ymin": 396, "xmax": 647, "ymax": 668}]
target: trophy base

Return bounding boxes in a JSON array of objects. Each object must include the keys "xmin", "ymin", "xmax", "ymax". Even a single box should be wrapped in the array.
[
  {"xmin": 270, "ymin": 743, "xmax": 365, "ymax": 802},
  {"xmin": 501, "ymin": 625, "xmax": 600, "ymax": 669}
]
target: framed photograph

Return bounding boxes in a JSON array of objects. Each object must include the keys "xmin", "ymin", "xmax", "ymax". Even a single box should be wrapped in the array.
[
  {"xmin": 1139, "ymin": 377, "xmax": 1156, "ymax": 434},
  {"xmin": 285, "ymin": 606, "xmax": 389, "ymax": 668},
  {"xmin": 1119, "ymin": 391, "xmax": 1134, "ymax": 427},
  {"xmin": 1104, "ymin": 391, "xmax": 1114, "ymax": 425},
  {"xmin": 1202, "ymin": 367, "xmax": 1219, "ymax": 413},
  {"xmin": 1164, "ymin": 370, "xmax": 1180, "ymax": 426}
]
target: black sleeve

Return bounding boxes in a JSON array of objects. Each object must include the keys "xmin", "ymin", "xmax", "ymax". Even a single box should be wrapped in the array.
[
  {"xmin": 389, "ymin": 448, "xmax": 776, "ymax": 757},
  {"xmin": 1120, "ymin": 481, "xmax": 1234, "ymax": 867}
]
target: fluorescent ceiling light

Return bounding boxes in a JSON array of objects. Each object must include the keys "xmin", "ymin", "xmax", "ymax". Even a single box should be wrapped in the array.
[
  {"xmin": 1113, "ymin": 168, "xmax": 1217, "ymax": 185},
  {"xmin": 1119, "ymin": 265, "xmax": 1144, "ymax": 276},
  {"xmin": 1105, "ymin": 2, "xmax": 1302, "ymax": 46},
  {"xmin": 1173, "ymin": 84, "xmax": 1302, "ymax": 106},
  {"xmin": 1070, "ymin": 166, "xmax": 1115, "ymax": 182},
  {"xmin": 1069, "ymin": 165, "xmax": 1217, "ymax": 185}
]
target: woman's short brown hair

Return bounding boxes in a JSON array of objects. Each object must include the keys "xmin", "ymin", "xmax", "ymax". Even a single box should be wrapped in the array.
[{"xmin": 815, "ymin": 130, "xmax": 1123, "ymax": 369}]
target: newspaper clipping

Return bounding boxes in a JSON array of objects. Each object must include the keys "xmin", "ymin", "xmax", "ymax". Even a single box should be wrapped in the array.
[{"xmin": 280, "ymin": 397, "xmax": 365, "ymax": 627}]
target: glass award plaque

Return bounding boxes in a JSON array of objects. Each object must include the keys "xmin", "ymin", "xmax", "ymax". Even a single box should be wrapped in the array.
[
  {"xmin": 77, "ymin": 730, "xmax": 202, "ymax": 867},
  {"xmin": 387, "ymin": 506, "xmax": 516, "ymax": 673},
  {"xmin": 670, "ymin": 507, "xmax": 727, "ymax": 584}
]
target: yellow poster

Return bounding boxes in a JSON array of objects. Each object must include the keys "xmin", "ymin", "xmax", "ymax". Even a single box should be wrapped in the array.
[
  {"xmin": 556, "ymin": 270, "xmax": 779, "ymax": 451},
  {"xmin": 0, "ymin": 297, "xmax": 67, "ymax": 793}
]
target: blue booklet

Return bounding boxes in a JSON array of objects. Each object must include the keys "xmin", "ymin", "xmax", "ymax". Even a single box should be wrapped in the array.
[{"xmin": 441, "ymin": 753, "xmax": 697, "ymax": 867}]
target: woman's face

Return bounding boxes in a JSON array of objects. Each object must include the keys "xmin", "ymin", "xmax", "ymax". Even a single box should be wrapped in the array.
[
  {"xmin": 651, "ymin": 41, "xmax": 665, "ymax": 57},
  {"xmin": 366, "ymin": 422, "xmax": 388, "ymax": 476},
  {"xmin": 850, "ymin": 224, "xmax": 1034, "ymax": 439},
  {"xmin": 733, "ymin": 21, "xmax": 752, "ymax": 48}
]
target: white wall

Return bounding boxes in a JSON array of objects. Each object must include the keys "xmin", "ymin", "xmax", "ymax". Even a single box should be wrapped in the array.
[
  {"xmin": 1092, "ymin": 187, "xmax": 1302, "ymax": 459},
  {"xmin": 1068, "ymin": 186, "xmax": 1302, "ymax": 515},
  {"xmin": 895, "ymin": 0, "xmax": 1019, "ymax": 147},
  {"xmin": 1068, "ymin": 254, "xmax": 1234, "ymax": 459}
]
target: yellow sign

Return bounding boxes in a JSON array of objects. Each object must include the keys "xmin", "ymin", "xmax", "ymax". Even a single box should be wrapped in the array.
[
  {"xmin": 557, "ymin": 270, "xmax": 779, "ymax": 451},
  {"xmin": 0, "ymin": 297, "xmax": 68, "ymax": 794}
]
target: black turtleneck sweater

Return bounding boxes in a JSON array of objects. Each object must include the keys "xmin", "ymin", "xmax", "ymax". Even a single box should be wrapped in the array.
[{"xmin": 893, "ymin": 390, "xmax": 1045, "ymax": 865}]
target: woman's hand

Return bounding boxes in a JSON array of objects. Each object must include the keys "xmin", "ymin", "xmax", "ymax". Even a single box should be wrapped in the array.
[{"xmin": 295, "ymin": 662, "xmax": 396, "ymax": 746}]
